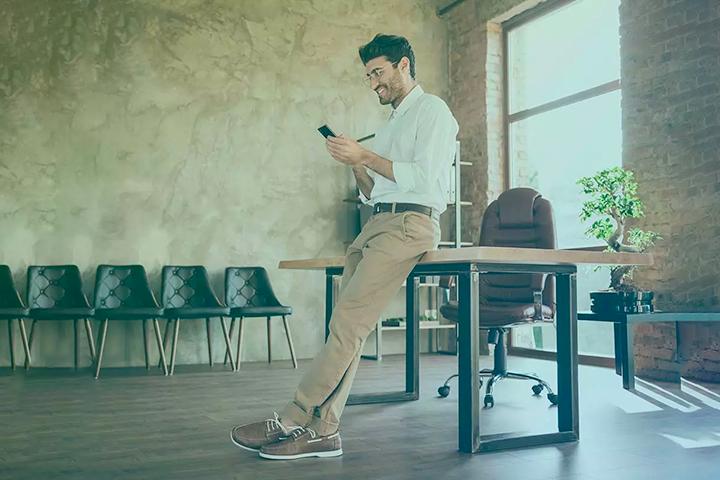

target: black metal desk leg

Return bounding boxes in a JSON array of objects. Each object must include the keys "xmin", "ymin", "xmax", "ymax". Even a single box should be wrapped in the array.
[
  {"xmin": 613, "ymin": 322, "xmax": 623, "ymax": 376},
  {"xmin": 620, "ymin": 321, "xmax": 635, "ymax": 390},
  {"xmin": 556, "ymin": 273, "xmax": 579, "ymax": 438},
  {"xmin": 324, "ymin": 272, "xmax": 336, "ymax": 342},
  {"xmin": 406, "ymin": 275, "xmax": 420, "ymax": 398},
  {"xmin": 457, "ymin": 270, "xmax": 480, "ymax": 454}
]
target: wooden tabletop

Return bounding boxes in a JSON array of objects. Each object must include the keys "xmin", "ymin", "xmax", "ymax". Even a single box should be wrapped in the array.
[{"xmin": 278, "ymin": 246, "xmax": 653, "ymax": 271}]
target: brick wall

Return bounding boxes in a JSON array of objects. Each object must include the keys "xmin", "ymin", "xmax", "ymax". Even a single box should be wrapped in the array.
[
  {"xmin": 447, "ymin": 0, "xmax": 720, "ymax": 382},
  {"xmin": 621, "ymin": 0, "xmax": 720, "ymax": 382}
]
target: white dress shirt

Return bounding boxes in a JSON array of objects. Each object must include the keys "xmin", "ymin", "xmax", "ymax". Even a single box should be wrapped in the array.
[{"xmin": 359, "ymin": 85, "xmax": 459, "ymax": 215}]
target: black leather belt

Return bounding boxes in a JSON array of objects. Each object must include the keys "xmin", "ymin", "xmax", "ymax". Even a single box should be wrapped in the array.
[{"xmin": 373, "ymin": 203, "xmax": 439, "ymax": 221}]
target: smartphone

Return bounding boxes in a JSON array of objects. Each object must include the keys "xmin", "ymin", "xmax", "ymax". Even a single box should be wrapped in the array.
[{"xmin": 318, "ymin": 124, "xmax": 337, "ymax": 138}]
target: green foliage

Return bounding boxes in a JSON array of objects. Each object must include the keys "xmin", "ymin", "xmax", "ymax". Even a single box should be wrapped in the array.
[
  {"xmin": 576, "ymin": 167, "xmax": 662, "ymax": 291},
  {"xmin": 627, "ymin": 227, "xmax": 662, "ymax": 252}
]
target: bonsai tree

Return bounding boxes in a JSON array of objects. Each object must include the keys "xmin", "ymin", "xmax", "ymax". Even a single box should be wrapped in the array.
[{"xmin": 577, "ymin": 167, "xmax": 661, "ymax": 292}]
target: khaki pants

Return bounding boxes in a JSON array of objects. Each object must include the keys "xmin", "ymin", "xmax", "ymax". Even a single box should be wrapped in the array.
[{"xmin": 282, "ymin": 211, "xmax": 441, "ymax": 435}]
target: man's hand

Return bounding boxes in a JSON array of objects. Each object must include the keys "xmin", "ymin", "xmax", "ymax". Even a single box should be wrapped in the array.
[{"xmin": 325, "ymin": 134, "xmax": 368, "ymax": 167}]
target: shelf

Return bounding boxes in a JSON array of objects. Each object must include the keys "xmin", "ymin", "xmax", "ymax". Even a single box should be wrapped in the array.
[
  {"xmin": 438, "ymin": 241, "xmax": 474, "ymax": 247},
  {"xmin": 381, "ymin": 323, "xmax": 457, "ymax": 331},
  {"xmin": 401, "ymin": 281, "xmax": 440, "ymax": 287}
]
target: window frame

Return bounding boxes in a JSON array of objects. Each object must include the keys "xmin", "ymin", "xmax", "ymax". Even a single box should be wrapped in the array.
[{"xmin": 501, "ymin": 0, "xmax": 622, "ymax": 365}]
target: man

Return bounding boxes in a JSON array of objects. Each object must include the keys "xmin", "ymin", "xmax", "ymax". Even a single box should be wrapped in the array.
[{"xmin": 230, "ymin": 33, "xmax": 459, "ymax": 460}]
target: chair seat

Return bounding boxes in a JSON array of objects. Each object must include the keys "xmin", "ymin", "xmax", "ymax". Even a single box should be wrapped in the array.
[
  {"xmin": 95, "ymin": 307, "xmax": 164, "ymax": 320},
  {"xmin": 440, "ymin": 302, "xmax": 554, "ymax": 328},
  {"xmin": 0, "ymin": 308, "xmax": 30, "ymax": 319},
  {"xmin": 229, "ymin": 306, "xmax": 292, "ymax": 317},
  {"xmin": 164, "ymin": 307, "xmax": 230, "ymax": 319},
  {"xmin": 29, "ymin": 308, "xmax": 95, "ymax": 320}
]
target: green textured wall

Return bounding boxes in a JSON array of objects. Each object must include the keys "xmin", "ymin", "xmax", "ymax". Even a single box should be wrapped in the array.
[{"xmin": 0, "ymin": 0, "xmax": 448, "ymax": 367}]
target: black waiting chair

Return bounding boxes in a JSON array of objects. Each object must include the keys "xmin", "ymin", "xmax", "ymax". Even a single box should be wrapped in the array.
[
  {"xmin": 223, "ymin": 267, "xmax": 297, "ymax": 370},
  {"xmin": 0, "ymin": 265, "xmax": 32, "ymax": 369},
  {"xmin": 159, "ymin": 266, "xmax": 235, "ymax": 375},
  {"xmin": 438, "ymin": 188, "xmax": 558, "ymax": 407},
  {"xmin": 26, "ymin": 265, "xmax": 96, "ymax": 369},
  {"xmin": 93, "ymin": 265, "xmax": 168, "ymax": 378}
]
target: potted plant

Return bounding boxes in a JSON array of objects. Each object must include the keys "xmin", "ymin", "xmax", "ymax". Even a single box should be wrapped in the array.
[{"xmin": 577, "ymin": 167, "xmax": 662, "ymax": 314}]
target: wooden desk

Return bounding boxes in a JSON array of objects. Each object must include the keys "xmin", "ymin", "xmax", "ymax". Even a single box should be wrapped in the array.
[{"xmin": 280, "ymin": 246, "xmax": 652, "ymax": 454}]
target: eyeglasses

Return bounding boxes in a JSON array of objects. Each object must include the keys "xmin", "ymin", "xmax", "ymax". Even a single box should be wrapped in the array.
[{"xmin": 363, "ymin": 61, "xmax": 400, "ymax": 86}]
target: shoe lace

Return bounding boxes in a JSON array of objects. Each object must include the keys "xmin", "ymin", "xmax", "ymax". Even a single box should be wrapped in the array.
[
  {"xmin": 265, "ymin": 413, "xmax": 316, "ymax": 439},
  {"xmin": 290, "ymin": 426, "xmax": 317, "ymax": 440},
  {"xmin": 265, "ymin": 412, "xmax": 285, "ymax": 433}
]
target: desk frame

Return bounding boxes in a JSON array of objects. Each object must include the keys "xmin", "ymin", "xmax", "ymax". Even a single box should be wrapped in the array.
[{"xmin": 323, "ymin": 261, "xmax": 580, "ymax": 454}]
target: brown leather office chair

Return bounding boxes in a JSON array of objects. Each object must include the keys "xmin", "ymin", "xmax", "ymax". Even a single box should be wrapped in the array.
[{"xmin": 438, "ymin": 187, "xmax": 558, "ymax": 407}]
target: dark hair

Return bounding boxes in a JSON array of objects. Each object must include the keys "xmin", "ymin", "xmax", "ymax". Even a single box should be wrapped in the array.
[{"xmin": 358, "ymin": 34, "xmax": 416, "ymax": 80}]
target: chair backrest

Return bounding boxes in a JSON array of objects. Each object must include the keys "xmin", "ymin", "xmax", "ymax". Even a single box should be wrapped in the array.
[
  {"xmin": 26, "ymin": 265, "xmax": 90, "ymax": 309},
  {"xmin": 479, "ymin": 187, "xmax": 556, "ymax": 313},
  {"xmin": 0, "ymin": 265, "xmax": 26, "ymax": 309},
  {"xmin": 161, "ymin": 266, "xmax": 222, "ymax": 308},
  {"xmin": 225, "ymin": 267, "xmax": 281, "ymax": 308},
  {"xmin": 94, "ymin": 265, "xmax": 159, "ymax": 310}
]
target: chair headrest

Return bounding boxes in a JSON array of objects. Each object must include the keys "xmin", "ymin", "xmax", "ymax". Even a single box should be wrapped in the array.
[{"xmin": 497, "ymin": 187, "xmax": 542, "ymax": 227}]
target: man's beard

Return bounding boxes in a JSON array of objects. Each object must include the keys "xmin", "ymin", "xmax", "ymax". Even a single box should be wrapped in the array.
[{"xmin": 375, "ymin": 73, "xmax": 401, "ymax": 105}]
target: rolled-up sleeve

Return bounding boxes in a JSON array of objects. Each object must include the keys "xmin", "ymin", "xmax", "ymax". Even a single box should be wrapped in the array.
[
  {"xmin": 358, "ymin": 168, "xmax": 375, "ymax": 204},
  {"xmin": 358, "ymin": 185, "xmax": 371, "ymax": 204},
  {"xmin": 392, "ymin": 98, "xmax": 459, "ymax": 193}
]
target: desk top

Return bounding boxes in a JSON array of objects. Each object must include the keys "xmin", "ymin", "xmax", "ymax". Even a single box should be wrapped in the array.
[{"xmin": 278, "ymin": 246, "xmax": 653, "ymax": 271}]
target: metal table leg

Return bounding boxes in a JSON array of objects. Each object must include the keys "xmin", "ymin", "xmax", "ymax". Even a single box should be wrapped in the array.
[{"xmin": 620, "ymin": 319, "xmax": 635, "ymax": 390}]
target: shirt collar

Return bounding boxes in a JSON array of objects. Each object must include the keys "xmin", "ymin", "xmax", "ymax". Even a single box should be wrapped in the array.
[{"xmin": 390, "ymin": 84, "xmax": 424, "ymax": 119}]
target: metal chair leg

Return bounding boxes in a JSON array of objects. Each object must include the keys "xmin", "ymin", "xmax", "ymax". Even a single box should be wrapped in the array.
[
  {"xmin": 282, "ymin": 316, "xmax": 298, "ymax": 369},
  {"xmin": 206, "ymin": 318, "xmax": 213, "ymax": 366},
  {"xmin": 18, "ymin": 319, "xmax": 31, "ymax": 369},
  {"xmin": 158, "ymin": 319, "xmax": 171, "ymax": 369},
  {"xmin": 224, "ymin": 318, "xmax": 235, "ymax": 365},
  {"xmin": 84, "ymin": 318, "xmax": 96, "ymax": 362},
  {"xmin": 219, "ymin": 317, "xmax": 236, "ymax": 371},
  {"xmin": 143, "ymin": 320, "xmax": 150, "ymax": 370},
  {"xmin": 485, "ymin": 374, "xmax": 503, "ymax": 396},
  {"xmin": 236, "ymin": 317, "xmax": 244, "ymax": 370},
  {"xmin": 506, "ymin": 372, "xmax": 556, "ymax": 395},
  {"xmin": 8, "ymin": 319, "xmax": 15, "ymax": 370},
  {"xmin": 170, "ymin": 319, "xmax": 180, "ymax": 375},
  {"xmin": 25, "ymin": 319, "xmax": 37, "ymax": 369},
  {"xmin": 267, "ymin": 317, "xmax": 272, "ymax": 364},
  {"xmin": 152, "ymin": 318, "xmax": 169, "ymax": 376},
  {"xmin": 94, "ymin": 320, "xmax": 109, "ymax": 379},
  {"xmin": 74, "ymin": 319, "xmax": 79, "ymax": 369}
]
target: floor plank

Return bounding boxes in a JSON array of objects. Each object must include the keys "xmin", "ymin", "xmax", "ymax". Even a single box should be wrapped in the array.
[{"xmin": 1, "ymin": 354, "xmax": 720, "ymax": 479}]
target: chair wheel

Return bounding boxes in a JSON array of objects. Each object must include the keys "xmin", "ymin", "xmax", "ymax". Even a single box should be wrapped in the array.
[
  {"xmin": 548, "ymin": 393, "xmax": 559, "ymax": 405},
  {"xmin": 532, "ymin": 384, "xmax": 544, "ymax": 395},
  {"xmin": 483, "ymin": 394, "xmax": 494, "ymax": 408},
  {"xmin": 438, "ymin": 385, "xmax": 450, "ymax": 398}
]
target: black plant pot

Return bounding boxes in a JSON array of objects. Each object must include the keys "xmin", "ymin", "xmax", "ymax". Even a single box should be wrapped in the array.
[{"xmin": 590, "ymin": 290, "xmax": 654, "ymax": 314}]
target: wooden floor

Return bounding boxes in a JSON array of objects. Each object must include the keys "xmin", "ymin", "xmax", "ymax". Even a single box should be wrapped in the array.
[{"xmin": 2, "ymin": 354, "xmax": 720, "ymax": 480}]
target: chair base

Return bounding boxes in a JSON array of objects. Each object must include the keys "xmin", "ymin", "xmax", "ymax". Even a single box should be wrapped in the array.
[{"xmin": 437, "ymin": 329, "xmax": 558, "ymax": 408}]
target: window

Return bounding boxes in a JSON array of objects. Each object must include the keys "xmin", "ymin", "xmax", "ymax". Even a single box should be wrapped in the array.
[{"xmin": 504, "ymin": 0, "xmax": 622, "ymax": 359}]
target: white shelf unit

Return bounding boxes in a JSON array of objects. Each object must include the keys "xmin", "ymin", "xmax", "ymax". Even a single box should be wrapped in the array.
[{"xmin": 442, "ymin": 140, "xmax": 474, "ymax": 248}]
